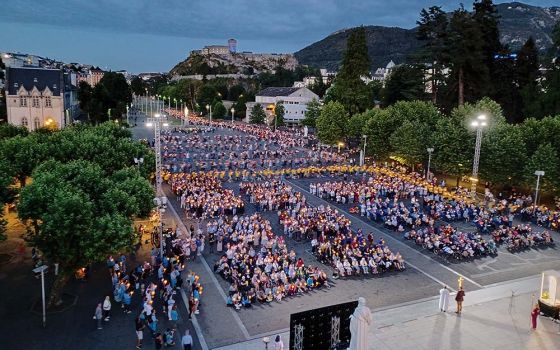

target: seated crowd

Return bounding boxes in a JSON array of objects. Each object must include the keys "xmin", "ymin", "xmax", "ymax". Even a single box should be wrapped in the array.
[
  {"xmin": 241, "ymin": 181, "xmax": 405, "ymax": 277},
  {"xmin": 492, "ymin": 224, "xmax": 554, "ymax": 250},
  {"xmin": 211, "ymin": 213, "xmax": 329, "ymax": 309},
  {"xmin": 405, "ymin": 224, "xmax": 497, "ymax": 259}
]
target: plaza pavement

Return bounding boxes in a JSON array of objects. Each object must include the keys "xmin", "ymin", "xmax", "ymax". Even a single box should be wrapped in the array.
[
  {"xmin": 135, "ymin": 115, "xmax": 560, "ymax": 349},
  {"xmin": 214, "ymin": 273, "xmax": 560, "ymax": 350},
  {"xmin": 0, "ymin": 208, "xmax": 200, "ymax": 350}
]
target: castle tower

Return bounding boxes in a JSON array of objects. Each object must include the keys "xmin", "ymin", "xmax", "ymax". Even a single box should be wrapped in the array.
[{"xmin": 228, "ymin": 39, "xmax": 237, "ymax": 53}]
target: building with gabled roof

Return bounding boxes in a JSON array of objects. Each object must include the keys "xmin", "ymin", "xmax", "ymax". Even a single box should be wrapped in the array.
[
  {"xmin": 245, "ymin": 86, "xmax": 319, "ymax": 126},
  {"xmin": 4, "ymin": 66, "xmax": 77, "ymax": 130}
]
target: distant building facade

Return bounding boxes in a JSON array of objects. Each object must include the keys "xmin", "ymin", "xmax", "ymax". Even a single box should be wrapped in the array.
[
  {"xmin": 76, "ymin": 67, "xmax": 105, "ymax": 87},
  {"xmin": 245, "ymin": 87, "xmax": 319, "ymax": 125},
  {"xmin": 372, "ymin": 60, "xmax": 396, "ymax": 82},
  {"xmin": 4, "ymin": 67, "xmax": 78, "ymax": 130}
]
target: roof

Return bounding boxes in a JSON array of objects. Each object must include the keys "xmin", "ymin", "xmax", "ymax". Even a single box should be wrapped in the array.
[
  {"xmin": 6, "ymin": 67, "xmax": 63, "ymax": 96},
  {"xmin": 257, "ymin": 87, "xmax": 301, "ymax": 97}
]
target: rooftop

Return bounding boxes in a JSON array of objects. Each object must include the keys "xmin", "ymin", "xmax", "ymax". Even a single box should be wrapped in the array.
[
  {"xmin": 6, "ymin": 66, "xmax": 63, "ymax": 96},
  {"xmin": 257, "ymin": 87, "xmax": 301, "ymax": 97}
]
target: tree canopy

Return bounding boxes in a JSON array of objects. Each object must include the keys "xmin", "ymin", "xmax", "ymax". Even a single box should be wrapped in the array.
[{"xmin": 250, "ymin": 103, "xmax": 266, "ymax": 124}]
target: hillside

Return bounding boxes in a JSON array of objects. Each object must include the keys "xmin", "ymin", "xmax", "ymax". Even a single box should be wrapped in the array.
[
  {"xmin": 169, "ymin": 52, "xmax": 298, "ymax": 77},
  {"xmin": 295, "ymin": 26, "xmax": 420, "ymax": 71},
  {"xmin": 295, "ymin": 1, "xmax": 560, "ymax": 71}
]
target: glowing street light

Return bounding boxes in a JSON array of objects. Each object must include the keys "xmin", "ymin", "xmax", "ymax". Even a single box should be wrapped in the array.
[
  {"xmin": 206, "ymin": 104, "xmax": 212, "ymax": 122},
  {"xmin": 470, "ymin": 114, "xmax": 487, "ymax": 197}
]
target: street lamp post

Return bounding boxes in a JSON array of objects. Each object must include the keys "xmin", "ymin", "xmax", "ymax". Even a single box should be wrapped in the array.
[
  {"xmin": 174, "ymin": 98, "xmax": 177, "ymax": 111},
  {"xmin": 153, "ymin": 196, "xmax": 167, "ymax": 260},
  {"xmin": 184, "ymin": 106, "xmax": 189, "ymax": 126},
  {"xmin": 146, "ymin": 113, "xmax": 169, "ymax": 195},
  {"xmin": 33, "ymin": 265, "xmax": 48, "ymax": 328},
  {"xmin": 361, "ymin": 135, "xmax": 368, "ymax": 166},
  {"xmin": 206, "ymin": 104, "xmax": 212, "ymax": 122},
  {"xmin": 231, "ymin": 107, "xmax": 235, "ymax": 123},
  {"xmin": 470, "ymin": 115, "xmax": 487, "ymax": 198},
  {"xmin": 126, "ymin": 105, "xmax": 129, "ymax": 125},
  {"xmin": 337, "ymin": 142, "xmax": 344, "ymax": 153},
  {"xmin": 426, "ymin": 147, "xmax": 434, "ymax": 181},
  {"xmin": 534, "ymin": 170, "xmax": 545, "ymax": 209},
  {"xmin": 134, "ymin": 157, "xmax": 144, "ymax": 172}
]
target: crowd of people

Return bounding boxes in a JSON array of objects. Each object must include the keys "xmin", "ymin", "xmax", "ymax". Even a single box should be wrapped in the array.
[
  {"xmin": 169, "ymin": 172, "xmax": 245, "ymax": 219},
  {"xmin": 405, "ymin": 225, "xmax": 497, "ymax": 260},
  {"xmin": 160, "ymin": 130, "xmax": 345, "ymax": 174},
  {"xmin": 240, "ymin": 180, "xmax": 406, "ymax": 277},
  {"xmin": 492, "ymin": 224, "xmax": 554, "ymax": 251},
  {"xmin": 211, "ymin": 213, "xmax": 330, "ymax": 308},
  {"xmin": 92, "ymin": 220, "xmax": 202, "ymax": 349}
]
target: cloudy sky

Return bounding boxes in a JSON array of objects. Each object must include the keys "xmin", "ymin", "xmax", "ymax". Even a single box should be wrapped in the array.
[{"xmin": 0, "ymin": 0, "xmax": 556, "ymax": 73}]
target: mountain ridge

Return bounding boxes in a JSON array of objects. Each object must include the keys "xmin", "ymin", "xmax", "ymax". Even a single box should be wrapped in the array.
[{"xmin": 295, "ymin": 1, "xmax": 560, "ymax": 71}]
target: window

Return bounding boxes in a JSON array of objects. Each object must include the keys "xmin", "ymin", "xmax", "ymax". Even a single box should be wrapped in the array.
[
  {"xmin": 32, "ymin": 96, "xmax": 40, "ymax": 108},
  {"xmin": 19, "ymin": 96, "xmax": 27, "ymax": 107},
  {"xmin": 21, "ymin": 117, "xmax": 28, "ymax": 127},
  {"xmin": 45, "ymin": 96, "xmax": 52, "ymax": 108},
  {"xmin": 34, "ymin": 118, "xmax": 41, "ymax": 130}
]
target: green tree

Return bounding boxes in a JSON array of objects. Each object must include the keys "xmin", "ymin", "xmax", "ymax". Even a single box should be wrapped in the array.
[
  {"xmin": 382, "ymin": 65, "xmax": 427, "ymax": 106},
  {"xmin": 316, "ymin": 101, "xmax": 348, "ymax": 145},
  {"xmin": 363, "ymin": 108, "xmax": 395, "ymax": 159},
  {"xmin": 445, "ymin": 6, "xmax": 487, "ymax": 106},
  {"xmin": 212, "ymin": 100, "xmax": 227, "ymax": 119},
  {"xmin": 250, "ymin": 103, "xmax": 266, "ymax": 124},
  {"xmin": 232, "ymin": 95, "xmax": 248, "ymax": 120},
  {"xmin": 329, "ymin": 27, "xmax": 373, "ymax": 114},
  {"xmin": 130, "ymin": 77, "xmax": 146, "ymax": 96},
  {"xmin": 0, "ymin": 123, "xmax": 29, "ymax": 140},
  {"xmin": 273, "ymin": 102, "xmax": 285, "ymax": 129},
  {"xmin": 416, "ymin": 5, "xmax": 449, "ymax": 104},
  {"xmin": 0, "ymin": 161, "xmax": 16, "ymax": 241},
  {"xmin": 516, "ymin": 38, "xmax": 540, "ymax": 121},
  {"xmin": 347, "ymin": 112, "xmax": 372, "ymax": 142},
  {"xmin": 473, "ymin": 0, "xmax": 503, "ymax": 98},
  {"xmin": 302, "ymin": 98, "xmax": 321, "ymax": 128},
  {"xmin": 523, "ymin": 143, "xmax": 560, "ymax": 194},
  {"xmin": 199, "ymin": 85, "xmax": 220, "ymax": 114},
  {"xmin": 18, "ymin": 160, "xmax": 152, "ymax": 307},
  {"xmin": 77, "ymin": 81, "xmax": 93, "ymax": 117},
  {"xmin": 389, "ymin": 119, "xmax": 431, "ymax": 167},
  {"xmin": 0, "ymin": 134, "xmax": 48, "ymax": 187},
  {"xmin": 479, "ymin": 124, "xmax": 527, "ymax": 185},
  {"xmin": 431, "ymin": 115, "xmax": 473, "ymax": 184}
]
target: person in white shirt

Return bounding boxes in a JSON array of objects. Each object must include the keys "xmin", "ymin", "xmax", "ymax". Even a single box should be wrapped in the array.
[
  {"xmin": 274, "ymin": 335, "xmax": 284, "ymax": 350},
  {"xmin": 181, "ymin": 329, "xmax": 193, "ymax": 350},
  {"xmin": 102, "ymin": 296, "xmax": 111, "ymax": 321}
]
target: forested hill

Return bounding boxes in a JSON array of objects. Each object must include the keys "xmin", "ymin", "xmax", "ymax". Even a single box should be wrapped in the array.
[{"xmin": 295, "ymin": 1, "xmax": 560, "ymax": 71}]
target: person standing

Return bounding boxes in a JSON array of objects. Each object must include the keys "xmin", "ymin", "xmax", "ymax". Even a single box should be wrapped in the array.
[
  {"xmin": 531, "ymin": 304, "xmax": 540, "ymax": 330},
  {"xmin": 102, "ymin": 295, "xmax": 112, "ymax": 321},
  {"xmin": 93, "ymin": 303, "xmax": 103, "ymax": 330},
  {"xmin": 438, "ymin": 286, "xmax": 450, "ymax": 312},
  {"xmin": 181, "ymin": 330, "xmax": 193, "ymax": 350},
  {"xmin": 455, "ymin": 287, "xmax": 465, "ymax": 315},
  {"xmin": 135, "ymin": 316, "xmax": 145, "ymax": 349},
  {"xmin": 274, "ymin": 335, "xmax": 284, "ymax": 350}
]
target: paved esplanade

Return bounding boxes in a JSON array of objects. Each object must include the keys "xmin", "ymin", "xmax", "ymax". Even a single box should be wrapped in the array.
[{"xmin": 132, "ymin": 115, "xmax": 560, "ymax": 349}]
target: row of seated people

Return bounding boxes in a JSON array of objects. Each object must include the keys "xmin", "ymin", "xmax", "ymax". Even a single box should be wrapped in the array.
[
  {"xmin": 168, "ymin": 172, "xmax": 245, "ymax": 219},
  {"xmin": 405, "ymin": 225, "xmax": 497, "ymax": 259},
  {"xmin": 211, "ymin": 213, "xmax": 329, "ymax": 309},
  {"xmin": 240, "ymin": 181, "xmax": 405, "ymax": 278},
  {"xmin": 492, "ymin": 224, "xmax": 554, "ymax": 251}
]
